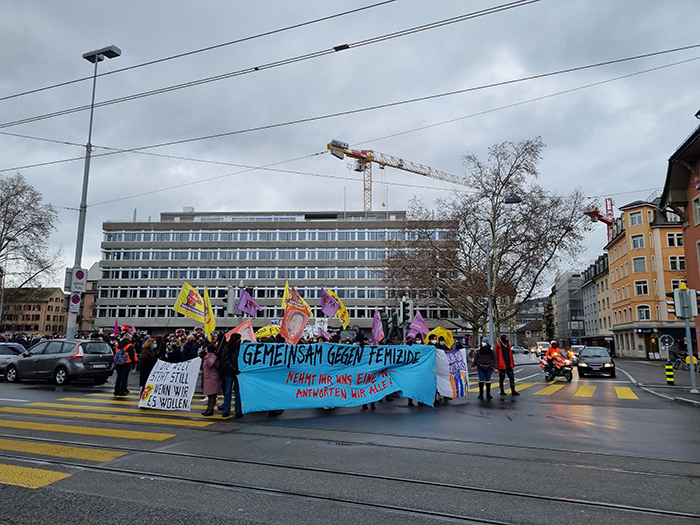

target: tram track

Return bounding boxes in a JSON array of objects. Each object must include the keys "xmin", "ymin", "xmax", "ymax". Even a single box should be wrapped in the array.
[{"xmin": 0, "ymin": 436, "xmax": 697, "ymax": 521}]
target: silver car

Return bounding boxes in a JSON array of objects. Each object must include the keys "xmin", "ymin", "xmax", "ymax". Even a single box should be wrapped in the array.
[
  {"xmin": 0, "ymin": 343, "xmax": 26, "ymax": 377},
  {"xmin": 5, "ymin": 339, "xmax": 114, "ymax": 385}
]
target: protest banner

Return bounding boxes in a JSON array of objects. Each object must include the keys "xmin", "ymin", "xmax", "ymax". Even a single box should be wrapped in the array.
[
  {"xmin": 238, "ymin": 342, "xmax": 436, "ymax": 413},
  {"xmin": 436, "ymin": 348, "xmax": 469, "ymax": 398},
  {"xmin": 280, "ymin": 305, "xmax": 309, "ymax": 345},
  {"xmin": 226, "ymin": 319, "xmax": 257, "ymax": 342},
  {"xmin": 139, "ymin": 358, "xmax": 201, "ymax": 411}
]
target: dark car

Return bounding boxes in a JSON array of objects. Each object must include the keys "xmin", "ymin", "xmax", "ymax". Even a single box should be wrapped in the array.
[
  {"xmin": 5, "ymin": 339, "xmax": 114, "ymax": 385},
  {"xmin": 577, "ymin": 346, "xmax": 615, "ymax": 378},
  {"xmin": 0, "ymin": 343, "xmax": 26, "ymax": 378}
]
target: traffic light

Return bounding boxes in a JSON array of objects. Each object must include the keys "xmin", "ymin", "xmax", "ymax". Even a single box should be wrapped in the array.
[
  {"xmin": 400, "ymin": 299, "xmax": 413, "ymax": 325},
  {"xmin": 222, "ymin": 285, "xmax": 236, "ymax": 316},
  {"xmin": 666, "ymin": 290, "xmax": 681, "ymax": 318}
]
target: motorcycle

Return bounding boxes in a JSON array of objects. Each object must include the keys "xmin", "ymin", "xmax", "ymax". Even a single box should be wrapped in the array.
[{"xmin": 540, "ymin": 354, "xmax": 573, "ymax": 382}]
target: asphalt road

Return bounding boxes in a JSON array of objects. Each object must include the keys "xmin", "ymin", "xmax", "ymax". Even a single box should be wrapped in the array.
[{"xmin": 0, "ymin": 353, "xmax": 698, "ymax": 525}]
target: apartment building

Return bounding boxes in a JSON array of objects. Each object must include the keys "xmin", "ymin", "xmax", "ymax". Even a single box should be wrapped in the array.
[
  {"xmin": 606, "ymin": 199, "xmax": 689, "ymax": 358},
  {"xmin": 0, "ymin": 287, "xmax": 66, "ymax": 335},
  {"xmin": 95, "ymin": 209, "xmax": 458, "ymax": 334},
  {"xmin": 581, "ymin": 254, "xmax": 614, "ymax": 350}
]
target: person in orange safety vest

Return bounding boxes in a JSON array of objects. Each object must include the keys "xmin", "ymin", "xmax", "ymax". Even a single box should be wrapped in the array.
[
  {"xmin": 544, "ymin": 340, "xmax": 561, "ymax": 376},
  {"xmin": 113, "ymin": 333, "xmax": 138, "ymax": 397}
]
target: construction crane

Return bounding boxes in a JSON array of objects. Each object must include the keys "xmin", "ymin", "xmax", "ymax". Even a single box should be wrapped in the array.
[
  {"xmin": 327, "ymin": 139, "xmax": 467, "ymax": 212},
  {"xmin": 584, "ymin": 197, "xmax": 615, "ymax": 240}
]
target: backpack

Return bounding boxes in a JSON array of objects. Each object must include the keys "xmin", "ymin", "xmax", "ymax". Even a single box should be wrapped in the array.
[{"xmin": 114, "ymin": 348, "xmax": 128, "ymax": 365}]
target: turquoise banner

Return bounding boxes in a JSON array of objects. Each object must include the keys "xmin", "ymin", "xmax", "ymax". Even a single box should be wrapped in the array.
[{"xmin": 238, "ymin": 343, "xmax": 436, "ymax": 413}]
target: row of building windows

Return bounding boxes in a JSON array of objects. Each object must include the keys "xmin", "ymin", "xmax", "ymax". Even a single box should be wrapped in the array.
[
  {"xmin": 98, "ymin": 285, "xmax": 389, "ymax": 301},
  {"xmin": 104, "ymin": 229, "xmax": 450, "ymax": 243},
  {"xmin": 102, "ymin": 248, "xmax": 393, "ymax": 262},
  {"xmin": 100, "ymin": 267, "xmax": 382, "ymax": 281},
  {"xmin": 610, "ymin": 256, "xmax": 686, "ymax": 284},
  {"xmin": 0, "ymin": 324, "xmax": 64, "ymax": 333},
  {"xmin": 1, "ymin": 314, "xmax": 64, "ymax": 322},
  {"xmin": 96, "ymin": 306, "xmax": 454, "ymax": 320}
]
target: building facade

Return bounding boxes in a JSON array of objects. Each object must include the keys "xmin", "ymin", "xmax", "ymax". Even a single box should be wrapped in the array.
[
  {"xmin": 553, "ymin": 271, "xmax": 584, "ymax": 348},
  {"xmin": 581, "ymin": 254, "xmax": 614, "ymax": 350},
  {"xmin": 95, "ymin": 209, "xmax": 457, "ymax": 335},
  {"xmin": 0, "ymin": 287, "xmax": 66, "ymax": 335},
  {"xmin": 606, "ymin": 199, "xmax": 689, "ymax": 358}
]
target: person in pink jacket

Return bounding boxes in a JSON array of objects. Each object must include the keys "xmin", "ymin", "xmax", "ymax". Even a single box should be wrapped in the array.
[{"xmin": 201, "ymin": 344, "xmax": 222, "ymax": 416}]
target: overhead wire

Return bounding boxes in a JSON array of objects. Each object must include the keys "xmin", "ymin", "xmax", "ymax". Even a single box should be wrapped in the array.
[
  {"xmin": 0, "ymin": 0, "xmax": 541, "ymax": 130},
  {"xmin": 0, "ymin": 0, "xmax": 397, "ymax": 103}
]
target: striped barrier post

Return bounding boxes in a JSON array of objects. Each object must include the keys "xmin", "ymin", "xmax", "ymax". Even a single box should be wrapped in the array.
[{"xmin": 665, "ymin": 361, "xmax": 675, "ymax": 385}]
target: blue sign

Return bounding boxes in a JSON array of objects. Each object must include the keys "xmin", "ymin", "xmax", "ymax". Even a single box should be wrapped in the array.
[
  {"xmin": 238, "ymin": 343, "xmax": 436, "ymax": 413},
  {"xmin": 571, "ymin": 338, "xmax": 578, "ymax": 344}
]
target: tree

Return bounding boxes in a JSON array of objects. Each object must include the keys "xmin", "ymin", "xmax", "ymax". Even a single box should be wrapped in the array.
[
  {"xmin": 384, "ymin": 137, "xmax": 593, "ymax": 343},
  {"xmin": 0, "ymin": 173, "xmax": 61, "ymax": 303}
]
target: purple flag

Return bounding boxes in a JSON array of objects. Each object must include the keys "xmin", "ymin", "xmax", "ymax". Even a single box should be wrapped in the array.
[
  {"xmin": 370, "ymin": 310, "xmax": 385, "ymax": 344},
  {"xmin": 236, "ymin": 289, "xmax": 263, "ymax": 317},
  {"xmin": 407, "ymin": 309, "xmax": 429, "ymax": 339},
  {"xmin": 320, "ymin": 286, "xmax": 340, "ymax": 318},
  {"xmin": 318, "ymin": 328, "xmax": 331, "ymax": 341}
]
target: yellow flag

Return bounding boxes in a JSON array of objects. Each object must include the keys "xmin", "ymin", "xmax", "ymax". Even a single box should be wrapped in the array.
[
  {"xmin": 281, "ymin": 281, "xmax": 312, "ymax": 316},
  {"xmin": 325, "ymin": 287, "xmax": 349, "ymax": 329},
  {"xmin": 203, "ymin": 286, "xmax": 216, "ymax": 338},
  {"xmin": 173, "ymin": 283, "xmax": 206, "ymax": 323}
]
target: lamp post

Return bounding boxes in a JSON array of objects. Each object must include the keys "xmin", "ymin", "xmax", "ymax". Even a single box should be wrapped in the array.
[
  {"xmin": 66, "ymin": 45, "xmax": 121, "ymax": 341},
  {"xmin": 0, "ymin": 236, "xmax": 17, "ymax": 332},
  {"xmin": 487, "ymin": 196, "xmax": 522, "ymax": 346}
]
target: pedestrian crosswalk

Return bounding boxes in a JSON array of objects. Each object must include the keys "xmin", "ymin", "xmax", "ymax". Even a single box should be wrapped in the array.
[
  {"xmin": 467, "ymin": 379, "xmax": 641, "ymax": 399},
  {"xmin": 0, "ymin": 389, "xmax": 226, "ymax": 489}
]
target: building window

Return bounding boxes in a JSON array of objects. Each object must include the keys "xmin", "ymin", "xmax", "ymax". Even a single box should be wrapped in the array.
[
  {"xmin": 666, "ymin": 211, "xmax": 681, "ymax": 222},
  {"xmin": 669, "ymin": 256, "xmax": 685, "ymax": 271},
  {"xmin": 632, "ymin": 257, "xmax": 646, "ymax": 273},
  {"xmin": 671, "ymin": 279, "xmax": 686, "ymax": 290},
  {"xmin": 667, "ymin": 233, "xmax": 684, "ymax": 247},
  {"xmin": 635, "ymin": 281, "xmax": 648, "ymax": 295},
  {"xmin": 631, "ymin": 234, "xmax": 644, "ymax": 249},
  {"xmin": 629, "ymin": 211, "xmax": 642, "ymax": 226},
  {"xmin": 693, "ymin": 197, "xmax": 700, "ymax": 226}
]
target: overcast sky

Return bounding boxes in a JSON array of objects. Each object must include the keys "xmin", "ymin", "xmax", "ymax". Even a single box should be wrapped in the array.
[{"xmin": 1, "ymin": 0, "xmax": 699, "ymax": 288}]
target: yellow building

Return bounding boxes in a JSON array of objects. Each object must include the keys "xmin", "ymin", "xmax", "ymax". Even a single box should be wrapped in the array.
[{"xmin": 606, "ymin": 199, "xmax": 689, "ymax": 358}]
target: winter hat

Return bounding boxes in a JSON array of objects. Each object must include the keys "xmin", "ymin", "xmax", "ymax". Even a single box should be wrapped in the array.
[
  {"xmin": 500, "ymin": 335, "xmax": 509, "ymax": 343},
  {"xmin": 481, "ymin": 337, "xmax": 489, "ymax": 343}
]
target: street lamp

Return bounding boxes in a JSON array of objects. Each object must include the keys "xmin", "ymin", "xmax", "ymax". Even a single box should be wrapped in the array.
[
  {"xmin": 0, "ymin": 236, "xmax": 17, "ymax": 332},
  {"xmin": 487, "ymin": 196, "xmax": 522, "ymax": 346},
  {"xmin": 66, "ymin": 45, "xmax": 121, "ymax": 341}
]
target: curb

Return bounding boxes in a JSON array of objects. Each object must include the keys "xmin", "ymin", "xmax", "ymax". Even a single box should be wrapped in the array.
[{"xmin": 618, "ymin": 367, "xmax": 700, "ymax": 407}]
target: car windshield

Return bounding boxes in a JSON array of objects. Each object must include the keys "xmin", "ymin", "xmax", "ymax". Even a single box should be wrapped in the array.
[
  {"xmin": 580, "ymin": 348, "xmax": 609, "ymax": 358},
  {"xmin": 81, "ymin": 342, "xmax": 113, "ymax": 355}
]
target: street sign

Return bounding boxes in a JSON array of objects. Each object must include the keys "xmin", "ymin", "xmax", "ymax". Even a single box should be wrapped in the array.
[
  {"xmin": 572, "ymin": 337, "xmax": 578, "ymax": 344},
  {"xmin": 69, "ymin": 293, "xmax": 81, "ymax": 314},
  {"xmin": 71, "ymin": 267, "xmax": 87, "ymax": 293},
  {"xmin": 659, "ymin": 334, "xmax": 674, "ymax": 347},
  {"xmin": 525, "ymin": 330, "xmax": 531, "ymax": 337}
]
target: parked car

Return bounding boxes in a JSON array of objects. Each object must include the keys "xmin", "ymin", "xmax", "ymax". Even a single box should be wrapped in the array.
[
  {"xmin": 533, "ymin": 341, "xmax": 551, "ymax": 357},
  {"xmin": 4, "ymin": 340, "xmax": 115, "ymax": 385},
  {"xmin": 512, "ymin": 345, "xmax": 528, "ymax": 355},
  {"xmin": 0, "ymin": 343, "xmax": 26, "ymax": 378},
  {"xmin": 577, "ymin": 346, "xmax": 615, "ymax": 378}
]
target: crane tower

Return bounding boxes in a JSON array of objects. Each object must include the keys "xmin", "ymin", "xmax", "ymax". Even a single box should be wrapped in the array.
[{"xmin": 327, "ymin": 139, "xmax": 467, "ymax": 212}]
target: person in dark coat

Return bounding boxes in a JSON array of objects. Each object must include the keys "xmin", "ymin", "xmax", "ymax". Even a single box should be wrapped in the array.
[
  {"xmin": 201, "ymin": 344, "xmax": 222, "ymax": 416},
  {"xmin": 138, "ymin": 337, "xmax": 159, "ymax": 397},
  {"xmin": 220, "ymin": 333, "xmax": 242, "ymax": 418},
  {"xmin": 181, "ymin": 335, "xmax": 198, "ymax": 361},
  {"xmin": 471, "ymin": 337, "xmax": 495, "ymax": 400}
]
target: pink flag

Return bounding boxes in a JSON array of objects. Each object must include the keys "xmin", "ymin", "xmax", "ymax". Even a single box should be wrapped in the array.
[
  {"xmin": 407, "ymin": 309, "xmax": 429, "ymax": 339},
  {"xmin": 236, "ymin": 289, "xmax": 263, "ymax": 317},
  {"xmin": 226, "ymin": 320, "xmax": 257, "ymax": 343},
  {"xmin": 318, "ymin": 328, "xmax": 331, "ymax": 341},
  {"xmin": 370, "ymin": 310, "xmax": 384, "ymax": 344},
  {"xmin": 113, "ymin": 318, "xmax": 119, "ymax": 336},
  {"xmin": 320, "ymin": 286, "xmax": 340, "ymax": 318}
]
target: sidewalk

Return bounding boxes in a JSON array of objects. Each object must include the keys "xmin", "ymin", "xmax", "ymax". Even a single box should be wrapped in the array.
[{"xmin": 615, "ymin": 358, "xmax": 700, "ymax": 407}]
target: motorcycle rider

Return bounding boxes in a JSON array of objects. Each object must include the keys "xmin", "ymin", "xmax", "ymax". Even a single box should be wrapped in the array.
[
  {"xmin": 545, "ymin": 340, "xmax": 561, "ymax": 377},
  {"xmin": 495, "ymin": 335, "xmax": 519, "ymax": 396}
]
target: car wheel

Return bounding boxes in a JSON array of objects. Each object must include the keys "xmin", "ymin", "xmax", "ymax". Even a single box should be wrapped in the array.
[
  {"xmin": 53, "ymin": 367, "xmax": 69, "ymax": 385},
  {"xmin": 5, "ymin": 365, "xmax": 19, "ymax": 383}
]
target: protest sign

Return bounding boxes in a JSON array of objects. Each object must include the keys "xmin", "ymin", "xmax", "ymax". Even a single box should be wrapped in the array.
[
  {"xmin": 238, "ymin": 343, "xmax": 436, "ymax": 413},
  {"xmin": 173, "ymin": 283, "xmax": 206, "ymax": 323},
  {"xmin": 139, "ymin": 358, "xmax": 201, "ymax": 411},
  {"xmin": 436, "ymin": 348, "xmax": 469, "ymax": 398}
]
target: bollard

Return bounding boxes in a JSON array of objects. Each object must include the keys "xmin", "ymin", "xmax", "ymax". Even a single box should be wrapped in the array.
[{"xmin": 665, "ymin": 361, "xmax": 675, "ymax": 385}]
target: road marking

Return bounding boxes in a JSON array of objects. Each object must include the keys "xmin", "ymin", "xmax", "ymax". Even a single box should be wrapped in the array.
[
  {"xmin": 0, "ymin": 463, "xmax": 70, "ymax": 488},
  {"xmin": 28, "ymin": 402, "xmax": 209, "ymax": 419},
  {"xmin": 0, "ymin": 398, "xmax": 29, "ymax": 403},
  {"xmin": 616, "ymin": 367, "xmax": 637, "ymax": 384},
  {"xmin": 0, "ymin": 437, "xmax": 125, "ymax": 462},
  {"xmin": 503, "ymin": 382, "xmax": 537, "ymax": 394},
  {"xmin": 0, "ymin": 407, "xmax": 213, "ymax": 428},
  {"xmin": 0, "ymin": 419, "xmax": 174, "ymax": 441},
  {"xmin": 614, "ymin": 387, "xmax": 639, "ymax": 399},
  {"xmin": 535, "ymin": 384, "xmax": 566, "ymax": 396},
  {"xmin": 517, "ymin": 373, "xmax": 541, "ymax": 381},
  {"xmin": 574, "ymin": 386, "xmax": 596, "ymax": 397},
  {"xmin": 58, "ymin": 397, "xmax": 208, "ymax": 409}
]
